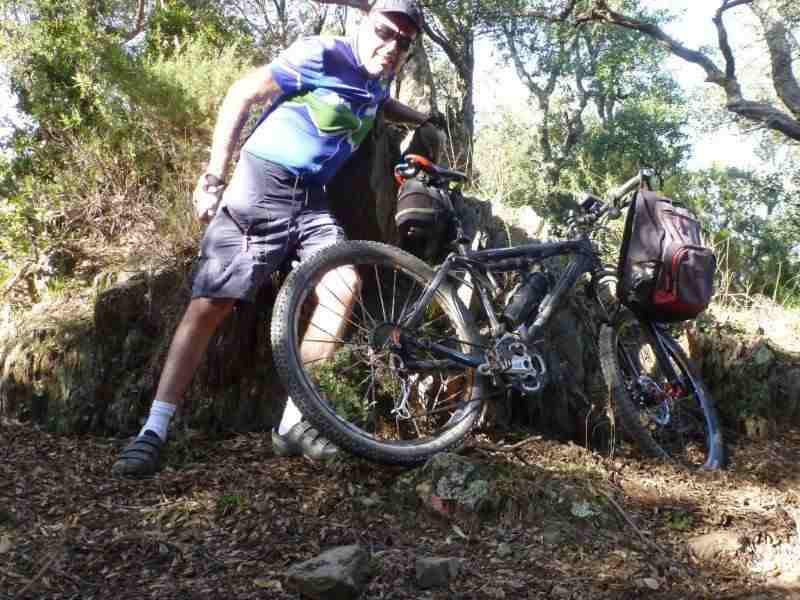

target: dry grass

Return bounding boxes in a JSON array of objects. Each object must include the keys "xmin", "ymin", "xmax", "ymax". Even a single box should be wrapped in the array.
[{"xmin": 707, "ymin": 294, "xmax": 800, "ymax": 354}]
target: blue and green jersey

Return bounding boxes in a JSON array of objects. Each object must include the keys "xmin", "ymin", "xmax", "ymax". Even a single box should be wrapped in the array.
[{"xmin": 243, "ymin": 36, "xmax": 391, "ymax": 185}]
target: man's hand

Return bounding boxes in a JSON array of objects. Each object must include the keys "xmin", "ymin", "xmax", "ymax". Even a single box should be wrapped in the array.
[{"xmin": 193, "ymin": 173, "xmax": 226, "ymax": 223}]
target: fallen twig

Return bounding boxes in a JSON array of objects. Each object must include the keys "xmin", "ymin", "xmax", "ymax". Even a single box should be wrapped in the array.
[
  {"xmin": 591, "ymin": 484, "xmax": 668, "ymax": 556},
  {"xmin": 464, "ymin": 435, "xmax": 543, "ymax": 453},
  {"xmin": 17, "ymin": 551, "xmax": 58, "ymax": 597}
]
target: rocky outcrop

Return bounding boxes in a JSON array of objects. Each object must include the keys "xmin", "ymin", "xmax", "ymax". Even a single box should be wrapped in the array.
[
  {"xmin": 0, "ymin": 124, "xmax": 445, "ymax": 436},
  {"xmin": 686, "ymin": 308, "xmax": 800, "ymax": 435}
]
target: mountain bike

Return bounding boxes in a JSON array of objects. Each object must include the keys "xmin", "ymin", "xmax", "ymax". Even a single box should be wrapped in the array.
[{"xmin": 270, "ymin": 157, "xmax": 725, "ymax": 469}]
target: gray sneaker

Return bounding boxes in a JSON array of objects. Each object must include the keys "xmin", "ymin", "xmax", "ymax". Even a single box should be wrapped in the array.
[
  {"xmin": 112, "ymin": 430, "xmax": 164, "ymax": 478},
  {"xmin": 271, "ymin": 421, "xmax": 339, "ymax": 460}
]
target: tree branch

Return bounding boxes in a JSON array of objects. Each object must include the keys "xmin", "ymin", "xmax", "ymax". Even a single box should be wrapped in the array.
[
  {"xmin": 312, "ymin": 0, "xmax": 369, "ymax": 10},
  {"xmin": 422, "ymin": 20, "xmax": 469, "ymax": 81},
  {"xmin": 721, "ymin": 0, "xmax": 754, "ymax": 11},
  {"xmin": 121, "ymin": 0, "xmax": 146, "ymax": 42},
  {"xmin": 712, "ymin": 4, "xmax": 737, "ymax": 81},
  {"xmin": 581, "ymin": 0, "xmax": 726, "ymax": 83},
  {"xmin": 749, "ymin": 2, "xmax": 800, "ymax": 118},
  {"xmin": 582, "ymin": 0, "xmax": 800, "ymax": 142}
]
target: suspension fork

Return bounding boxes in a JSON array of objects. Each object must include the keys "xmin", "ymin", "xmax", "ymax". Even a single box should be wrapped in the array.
[
  {"xmin": 617, "ymin": 319, "xmax": 681, "ymax": 384},
  {"xmin": 644, "ymin": 322, "xmax": 681, "ymax": 382}
]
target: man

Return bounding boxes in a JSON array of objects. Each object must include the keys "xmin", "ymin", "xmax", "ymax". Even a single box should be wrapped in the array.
[{"xmin": 112, "ymin": 0, "xmax": 436, "ymax": 477}]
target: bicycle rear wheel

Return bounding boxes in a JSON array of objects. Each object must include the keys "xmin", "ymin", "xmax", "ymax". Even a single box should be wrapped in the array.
[
  {"xmin": 599, "ymin": 313, "xmax": 725, "ymax": 469},
  {"xmin": 271, "ymin": 241, "xmax": 487, "ymax": 465}
]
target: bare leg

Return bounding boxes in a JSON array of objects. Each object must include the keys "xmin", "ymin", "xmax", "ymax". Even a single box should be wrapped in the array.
[
  {"xmin": 113, "ymin": 297, "xmax": 235, "ymax": 476},
  {"xmin": 300, "ymin": 265, "xmax": 360, "ymax": 365},
  {"xmin": 275, "ymin": 265, "xmax": 359, "ymax": 446},
  {"xmin": 154, "ymin": 297, "xmax": 236, "ymax": 409}
]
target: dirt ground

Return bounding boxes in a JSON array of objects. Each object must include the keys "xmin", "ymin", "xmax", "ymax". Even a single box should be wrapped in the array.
[{"xmin": 2, "ymin": 418, "xmax": 800, "ymax": 600}]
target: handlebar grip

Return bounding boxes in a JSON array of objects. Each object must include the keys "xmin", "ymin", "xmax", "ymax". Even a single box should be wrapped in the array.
[
  {"xmin": 608, "ymin": 174, "xmax": 640, "ymax": 204},
  {"xmin": 608, "ymin": 168, "xmax": 655, "ymax": 205}
]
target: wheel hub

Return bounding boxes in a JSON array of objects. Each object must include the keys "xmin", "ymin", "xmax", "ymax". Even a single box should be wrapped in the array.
[{"xmin": 370, "ymin": 322, "xmax": 402, "ymax": 351}]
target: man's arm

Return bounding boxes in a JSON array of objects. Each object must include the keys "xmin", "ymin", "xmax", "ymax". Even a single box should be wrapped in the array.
[
  {"xmin": 206, "ymin": 65, "xmax": 283, "ymax": 180},
  {"xmin": 382, "ymin": 97, "xmax": 428, "ymax": 126}
]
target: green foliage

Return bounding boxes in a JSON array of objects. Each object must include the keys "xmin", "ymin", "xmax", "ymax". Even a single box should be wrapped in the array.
[
  {"xmin": 473, "ymin": 92, "xmax": 690, "ymax": 222},
  {"xmin": 0, "ymin": 0, "xmax": 252, "ymax": 292},
  {"xmin": 575, "ymin": 93, "xmax": 690, "ymax": 185},
  {"xmin": 215, "ymin": 493, "xmax": 245, "ymax": 515},
  {"xmin": 667, "ymin": 511, "xmax": 693, "ymax": 531},
  {"xmin": 472, "ymin": 110, "xmax": 543, "ymax": 207},
  {"xmin": 2, "ymin": 0, "xmax": 115, "ymax": 131},
  {"xmin": 669, "ymin": 166, "xmax": 800, "ymax": 306},
  {"xmin": 312, "ymin": 348, "xmax": 376, "ymax": 424},
  {"xmin": 487, "ymin": 1, "xmax": 689, "ymax": 221},
  {"xmin": 143, "ymin": 0, "xmax": 253, "ymax": 60}
]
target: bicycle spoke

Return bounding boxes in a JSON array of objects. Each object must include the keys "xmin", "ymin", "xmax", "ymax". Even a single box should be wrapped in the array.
[
  {"xmin": 391, "ymin": 268, "xmax": 398, "ymax": 323},
  {"xmin": 310, "ymin": 300, "xmax": 372, "ymax": 338},
  {"xmin": 316, "ymin": 278, "xmax": 351, "ymax": 312},
  {"xmin": 301, "ymin": 337, "xmax": 366, "ymax": 347},
  {"xmin": 276, "ymin": 242, "xmax": 486, "ymax": 461},
  {"xmin": 301, "ymin": 354, "xmax": 339, "ymax": 369},
  {"xmin": 374, "ymin": 264, "xmax": 389, "ymax": 322},
  {"xmin": 342, "ymin": 350, "xmax": 372, "ymax": 371},
  {"xmin": 303, "ymin": 321, "xmax": 348, "ymax": 345},
  {"xmin": 371, "ymin": 362, "xmax": 384, "ymax": 426},
  {"xmin": 397, "ymin": 278, "xmax": 420, "ymax": 323},
  {"xmin": 341, "ymin": 268, "xmax": 378, "ymax": 329}
]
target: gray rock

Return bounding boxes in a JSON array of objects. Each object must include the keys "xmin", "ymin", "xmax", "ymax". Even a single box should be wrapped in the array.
[
  {"xmin": 541, "ymin": 525, "xmax": 565, "ymax": 546},
  {"xmin": 496, "ymin": 542, "xmax": 513, "ymax": 559},
  {"xmin": 688, "ymin": 531, "xmax": 742, "ymax": 561},
  {"xmin": 424, "ymin": 453, "xmax": 492, "ymax": 514},
  {"xmin": 285, "ymin": 544, "xmax": 370, "ymax": 600},
  {"xmin": 415, "ymin": 556, "xmax": 463, "ymax": 589}
]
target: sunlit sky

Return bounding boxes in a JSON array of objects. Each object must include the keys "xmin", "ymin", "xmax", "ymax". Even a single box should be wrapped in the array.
[{"xmin": 0, "ymin": 2, "xmax": 767, "ymax": 170}]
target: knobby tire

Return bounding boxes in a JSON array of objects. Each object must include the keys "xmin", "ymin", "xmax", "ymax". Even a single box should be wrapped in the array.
[
  {"xmin": 271, "ymin": 241, "xmax": 488, "ymax": 466},
  {"xmin": 599, "ymin": 313, "xmax": 725, "ymax": 469}
]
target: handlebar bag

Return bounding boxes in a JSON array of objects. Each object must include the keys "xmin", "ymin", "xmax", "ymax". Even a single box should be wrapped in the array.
[
  {"xmin": 395, "ymin": 179, "xmax": 456, "ymax": 262},
  {"xmin": 617, "ymin": 190, "xmax": 716, "ymax": 322}
]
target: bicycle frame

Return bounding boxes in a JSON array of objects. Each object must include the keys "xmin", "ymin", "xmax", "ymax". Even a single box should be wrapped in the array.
[
  {"xmin": 394, "ymin": 164, "xmax": 651, "ymax": 375},
  {"xmin": 401, "ymin": 236, "xmax": 601, "ymax": 369}
]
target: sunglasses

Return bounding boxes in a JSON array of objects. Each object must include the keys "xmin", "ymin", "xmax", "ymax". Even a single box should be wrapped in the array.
[{"xmin": 372, "ymin": 22, "xmax": 416, "ymax": 52}]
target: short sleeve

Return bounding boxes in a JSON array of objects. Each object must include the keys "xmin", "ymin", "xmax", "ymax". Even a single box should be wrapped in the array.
[{"xmin": 269, "ymin": 37, "xmax": 327, "ymax": 94}]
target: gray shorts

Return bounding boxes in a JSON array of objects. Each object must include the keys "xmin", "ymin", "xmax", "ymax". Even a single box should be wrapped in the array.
[{"xmin": 191, "ymin": 152, "xmax": 346, "ymax": 302}]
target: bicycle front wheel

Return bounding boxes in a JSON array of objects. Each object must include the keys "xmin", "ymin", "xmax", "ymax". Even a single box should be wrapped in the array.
[
  {"xmin": 271, "ymin": 241, "xmax": 487, "ymax": 465},
  {"xmin": 599, "ymin": 314, "xmax": 725, "ymax": 469}
]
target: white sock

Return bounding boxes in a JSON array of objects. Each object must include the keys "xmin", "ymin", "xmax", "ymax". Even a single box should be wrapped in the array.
[
  {"xmin": 277, "ymin": 396, "xmax": 303, "ymax": 435},
  {"xmin": 140, "ymin": 400, "xmax": 177, "ymax": 442}
]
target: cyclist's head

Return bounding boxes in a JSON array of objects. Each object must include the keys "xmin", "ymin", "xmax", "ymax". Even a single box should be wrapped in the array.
[{"xmin": 359, "ymin": 0, "xmax": 423, "ymax": 78}]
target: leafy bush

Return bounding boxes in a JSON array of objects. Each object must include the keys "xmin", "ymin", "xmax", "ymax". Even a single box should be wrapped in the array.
[{"xmin": 0, "ymin": 2, "xmax": 252, "ymax": 298}]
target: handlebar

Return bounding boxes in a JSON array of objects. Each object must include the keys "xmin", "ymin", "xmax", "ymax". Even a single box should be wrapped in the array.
[
  {"xmin": 570, "ymin": 168, "xmax": 656, "ymax": 232},
  {"xmin": 394, "ymin": 154, "xmax": 468, "ymax": 186},
  {"xmin": 608, "ymin": 167, "xmax": 655, "ymax": 205},
  {"xmin": 579, "ymin": 168, "xmax": 655, "ymax": 216}
]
